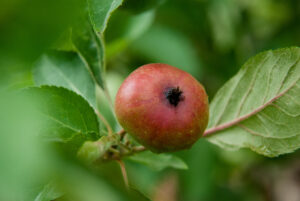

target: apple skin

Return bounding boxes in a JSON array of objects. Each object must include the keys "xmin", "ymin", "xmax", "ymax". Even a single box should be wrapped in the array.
[{"xmin": 115, "ymin": 63, "xmax": 209, "ymax": 152}]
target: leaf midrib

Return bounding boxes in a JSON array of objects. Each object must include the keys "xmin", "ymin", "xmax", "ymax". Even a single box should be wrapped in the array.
[
  {"xmin": 204, "ymin": 78, "xmax": 299, "ymax": 137},
  {"xmin": 50, "ymin": 61, "xmax": 82, "ymax": 96}
]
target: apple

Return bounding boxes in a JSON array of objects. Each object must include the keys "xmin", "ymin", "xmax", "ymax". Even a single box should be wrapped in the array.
[{"xmin": 115, "ymin": 63, "xmax": 209, "ymax": 152}]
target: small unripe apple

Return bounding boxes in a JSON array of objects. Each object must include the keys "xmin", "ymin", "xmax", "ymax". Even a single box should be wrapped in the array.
[{"xmin": 115, "ymin": 63, "xmax": 209, "ymax": 152}]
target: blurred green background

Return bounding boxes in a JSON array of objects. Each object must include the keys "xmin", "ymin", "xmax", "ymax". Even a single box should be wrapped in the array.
[{"xmin": 1, "ymin": 0, "xmax": 300, "ymax": 200}]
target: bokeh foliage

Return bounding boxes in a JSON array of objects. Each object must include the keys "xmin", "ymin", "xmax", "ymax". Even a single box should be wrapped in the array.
[{"xmin": 1, "ymin": 0, "xmax": 300, "ymax": 200}]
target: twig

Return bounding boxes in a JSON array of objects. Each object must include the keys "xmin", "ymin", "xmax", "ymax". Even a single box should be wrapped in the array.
[
  {"xmin": 103, "ymin": 87, "xmax": 114, "ymax": 110},
  {"xmin": 103, "ymin": 145, "xmax": 147, "ymax": 162},
  {"xmin": 117, "ymin": 129, "xmax": 126, "ymax": 140},
  {"xmin": 94, "ymin": 109, "xmax": 113, "ymax": 136},
  {"xmin": 132, "ymin": 146, "xmax": 146, "ymax": 152},
  {"xmin": 117, "ymin": 160, "xmax": 129, "ymax": 189},
  {"xmin": 117, "ymin": 142, "xmax": 131, "ymax": 153},
  {"xmin": 117, "ymin": 129, "xmax": 126, "ymax": 135}
]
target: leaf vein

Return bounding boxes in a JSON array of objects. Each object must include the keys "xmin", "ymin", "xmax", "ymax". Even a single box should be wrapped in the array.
[{"xmin": 204, "ymin": 77, "xmax": 299, "ymax": 136}]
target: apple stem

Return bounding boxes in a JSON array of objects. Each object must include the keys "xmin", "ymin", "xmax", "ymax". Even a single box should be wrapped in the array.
[{"xmin": 117, "ymin": 160, "xmax": 129, "ymax": 189}]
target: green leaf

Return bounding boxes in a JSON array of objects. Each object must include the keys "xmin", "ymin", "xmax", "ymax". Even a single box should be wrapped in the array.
[
  {"xmin": 127, "ymin": 151, "xmax": 188, "ymax": 171},
  {"xmin": 34, "ymin": 182, "xmax": 63, "ymax": 201},
  {"xmin": 24, "ymin": 86, "xmax": 100, "ymax": 151},
  {"xmin": 72, "ymin": 21, "xmax": 106, "ymax": 89},
  {"xmin": 87, "ymin": 0, "xmax": 123, "ymax": 33},
  {"xmin": 57, "ymin": 162, "xmax": 131, "ymax": 201},
  {"xmin": 206, "ymin": 47, "xmax": 300, "ymax": 157},
  {"xmin": 121, "ymin": 0, "xmax": 166, "ymax": 14},
  {"xmin": 131, "ymin": 24, "xmax": 202, "ymax": 78},
  {"xmin": 51, "ymin": 0, "xmax": 123, "ymax": 89},
  {"xmin": 208, "ymin": 0, "xmax": 239, "ymax": 52},
  {"xmin": 106, "ymin": 10, "xmax": 155, "ymax": 59},
  {"xmin": 51, "ymin": 28, "xmax": 75, "ymax": 52},
  {"xmin": 0, "ymin": 91, "xmax": 54, "ymax": 200},
  {"xmin": 128, "ymin": 186, "xmax": 151, "ymax": 201},
  {"xmin": 177, "ymin": 139, "xmax": 218, "ymax": 200},
  {"xmin": 33, "ymin": 51, "xmax": 97, "ymax": 108}
]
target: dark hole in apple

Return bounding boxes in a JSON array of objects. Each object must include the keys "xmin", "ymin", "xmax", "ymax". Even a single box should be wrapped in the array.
[{"xmin": 165, "ymin": 86, "xmax": 184, "ymax": 107}]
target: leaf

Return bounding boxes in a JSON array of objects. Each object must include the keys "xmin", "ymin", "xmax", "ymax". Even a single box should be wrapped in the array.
[
  {"xmin": 131, "ymin": 24, "xmax": 202, "ymax": 78},
  {"xmin": 34, "ymin": 182, "xmax": 63, "ymax": 201},
  {"xmin": 121, "ymin": 0, "xmax": 166, "ymax": 14},
  {"xmin": 72, "ymin": 21, "xmax": 106, "ymax": 88},
  {"xmin": 0, "ymin": 91, "xmax": 54, "ymax": 201},
  {"xmin": 33, "ymin": 51, "xmax": 97, "ymax": 109},
  {"xmin": 51, "ymin": 28, "xmax": 75, "ymax": 52},
  {"xmin": 87, "ymin": 0, "xmax": 123, "ymax": 33},
  {"xmin": 0, "ymin": 0, "xmax": 82, "ymax": 64},
  {"xmin": 24, "ymin": 86, "xmax": 100, "ymax": 151},
  {"xmin": 208, "ymin": 0, "xmax": 239, "ymax": 52},
  {"xmin": 128, "ymin": 185, "xmax": 151, "ymax": 201},
  {"xmin": 51, "ymin": 0, "xmax": 123, "ymax": 89},
  {"xmin": 114, "ymin": 10, "xmax": 155, "ymax": 41},
  {"xmin": 106, "ymin": 10, "xmax": 155, "ymax": 59},
  {"xmin": 58, "ymin": 162, "xmax": 132, "ymax": 201},
  {"xmin": 178, "ymin": 139, "xmax": 218, "ymax": 200},
  {"xmin": 206, "ymin": 47, "xmax": 300, "ymax": 157},
  {"xmin": 127, "ymin": 151, "xmax": 188, "ymax": 171}
]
